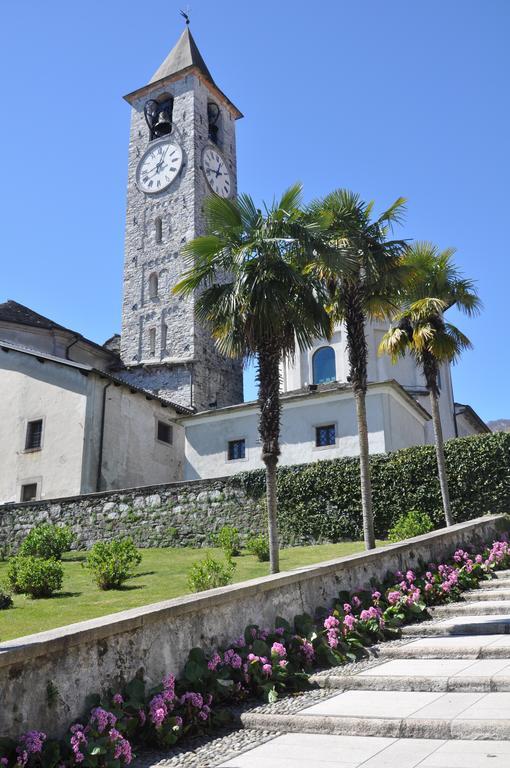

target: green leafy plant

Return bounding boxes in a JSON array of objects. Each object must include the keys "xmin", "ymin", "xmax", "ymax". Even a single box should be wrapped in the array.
[
  {"xmin": 388, "ymin": 510, "xmax": 435, "ymax": 542},
  {"xmin": 6, "ymin": 556, "xmax": 63, "ymax": 598},
  {"xmin": 19, "ymin": 523, "xmax": 74, "ymax": 560},
  {"xmin": 0, "ymin": 589, "xmax": 13, "ymax": 609},
  {"xmin": 187, "ymin": 553, "xmax": 236, "ymax": 592},
  {"xmin": 246, "ymin": 534, "xmax": 270, "ymax": 562},
  {"xmin": 211, "ymin": 525, "xmax": 241, "ymax": 557},
  {"xmin": 84, "ymin": 538, "xmax": 142, "ymax": 590}
]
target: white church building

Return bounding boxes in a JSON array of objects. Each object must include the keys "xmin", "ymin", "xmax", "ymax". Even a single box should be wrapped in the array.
[{"xmin": 0, "ymin": 28, "xmax": 488, "ymax": 504}]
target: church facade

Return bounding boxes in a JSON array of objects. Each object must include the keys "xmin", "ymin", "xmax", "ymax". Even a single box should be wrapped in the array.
[{"xmin": 0, "ymin": 28, "xmax": 489, "ymax": 504}]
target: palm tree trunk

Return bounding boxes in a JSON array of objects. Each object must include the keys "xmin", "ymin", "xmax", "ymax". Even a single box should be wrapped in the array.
[
  {"xmin": 354, "ymin": 390, "xmax": 376, "ymax": 549},
  {"xmin": 257, "ymin": 344, "xmax": 282, "ymax": 574},
  {"xmin": 429, "ymin": 387, "xmax": 454, "ymax": 527},
  {"xmin": 343, "ymin": 283, "xmax": 376, "ymax": 550}
]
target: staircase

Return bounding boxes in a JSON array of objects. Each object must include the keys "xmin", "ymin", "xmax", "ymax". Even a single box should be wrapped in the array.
[{"xmin": 219, "ymin": 570, "xmax": 510, "ymax": 767}]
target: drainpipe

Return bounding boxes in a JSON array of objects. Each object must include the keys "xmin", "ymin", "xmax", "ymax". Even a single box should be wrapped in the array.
[
  {"xmin": 65, "ymin": 336, "xmax": 80, "ymax": 360},
  {"xmin": 96, "ymin": 381, "xmax": 112, "ymax": 491}
]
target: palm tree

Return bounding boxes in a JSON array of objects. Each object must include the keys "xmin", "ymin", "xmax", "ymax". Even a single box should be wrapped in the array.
[
  {"xmin": 379, "ymin": 242, "xmax": 481, "ymax": 526},
  {"xmin": 174, "ymin": 184, "xmax": 349, "ymax": 573},
  {"xmin": 308, "ymin": 190, "xmax": 408, "ymax": 550}
]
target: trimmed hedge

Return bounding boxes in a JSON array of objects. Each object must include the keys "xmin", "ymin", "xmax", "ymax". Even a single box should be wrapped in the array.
[{"xmin": 232, "ymin": 433, "xmax": 510, "ymax": 542}]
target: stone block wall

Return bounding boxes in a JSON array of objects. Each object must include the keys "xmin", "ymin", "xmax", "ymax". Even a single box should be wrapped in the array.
[{"xmin": 0, "ymin": 478, "xmax": 265, "ymax": 554}]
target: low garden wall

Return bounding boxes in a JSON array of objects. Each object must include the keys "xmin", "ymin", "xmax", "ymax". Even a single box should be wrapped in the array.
[
  {"xmin": 0, "ymin": 479, "xmax": 265, "ymax": 553},
  {"xmin": 0, "ymin": 513, "xmax": 507, "ymax": 738}
]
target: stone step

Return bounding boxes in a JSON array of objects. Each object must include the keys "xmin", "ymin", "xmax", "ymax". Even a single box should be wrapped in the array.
[
  {"xmin": 478, "ymin": 578, "xmax": 510, "ymax": 589},
  {"xmin": 431, "ymin": 601, "xmax": 510, "ymax": 618},
  {"xmin": 402, "ymin": 614, "xmax": 510, "ymax": 637},
  {"xmin": 374, "ymin": 635, "xmax": 510, "ymax": 659},
  {"xmin": 463, "ymin": 589, "xmax": 510, "ymax": 601},
  {"xmin": 241, "ymin": 689, "xmax": 510, "ymax": 740},
  {"xmin": 493, "ymin": 570, "xmax": 510, "ymax": 579},
  {"xmin": 312, "ymin": 657, "xmax": 510, "ymax": 692},
  {"xmin": 219, "ymin": 733, "xmax": 510, "ymax": 768}
]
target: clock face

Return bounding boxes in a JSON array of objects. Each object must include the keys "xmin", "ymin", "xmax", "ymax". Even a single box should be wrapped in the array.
[
  {"xmin": 136, "ymin": 139, "xmax": 183, "ymax": 194},
  {"xmin": 202, "ymin": 147, "xmax": 232, "ymax": 197}
]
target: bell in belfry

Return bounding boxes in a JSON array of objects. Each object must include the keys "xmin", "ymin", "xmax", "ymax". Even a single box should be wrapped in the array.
[{"xmin": 153, "ymin": 106, "xmax": 172, "ymax": 137}]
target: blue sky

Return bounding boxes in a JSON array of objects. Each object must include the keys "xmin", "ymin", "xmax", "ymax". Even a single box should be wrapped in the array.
[{"xmin": 1, "ymin": 1, "xmax": 508, "ymax": 420}]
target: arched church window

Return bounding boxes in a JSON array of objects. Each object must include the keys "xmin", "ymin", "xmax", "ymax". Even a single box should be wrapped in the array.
[
  {"xmin": 207, "ymin": 102, "xmax": 220, "ymax": 144},
  {"xmin": 148, "ymin": 273, "xmax": 159, "ymax": 299},
  {"xmin": 312, "ymin": 346, "xmax": 336, "ymax": 385},
  {"xmin": 144, "ymin": 94, "xmax": 174, "ymax": 141},
  {"xmin": 155, "ymin": 217, "xmax": 163, "ymax": 243}
]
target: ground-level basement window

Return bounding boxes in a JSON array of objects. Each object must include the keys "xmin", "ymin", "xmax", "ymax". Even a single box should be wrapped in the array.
[
  {"xmin": 227, "ymin": 439, "xmax": 246, "ymax": 460},
  {"xmin": 25, "ymin": 419, "xmax": 43, "ymax": 450},
  {"xmin": 315, "ymin": 424, "xmax": 336, "ymax": 447},
  {"xmin": 157, "ymin": 421, "xmax": 173, "ymax": 445},
  {"xmin": 21, "ymin": 483, "xmax": 38, "ymax": 502}
]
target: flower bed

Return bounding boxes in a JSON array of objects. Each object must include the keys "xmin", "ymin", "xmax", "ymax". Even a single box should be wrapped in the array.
[{"xmin": 1, "ymin": 538, "xmax": 509, "ymax": 768}]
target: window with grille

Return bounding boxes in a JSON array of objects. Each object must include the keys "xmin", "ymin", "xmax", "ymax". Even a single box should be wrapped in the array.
[
  {"xmin": 21, "ymin": 483, "xmax": 38, "ymax": 502},
  {"xmin": 25, "ymin": 419, "xmax": 43, "ymax": 450},
  {"xmin": 227, "ymin": 439, "xmax": 245, "ymax": 460},
  {"xmin": 315, "ymin": 424, "xmax": 335, "ymax": 447},
  {"xmin": 157, "ymin": 421, "xmax": 172, "ymax": 445}
]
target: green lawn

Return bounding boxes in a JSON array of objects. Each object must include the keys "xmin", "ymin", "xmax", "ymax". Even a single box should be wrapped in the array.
[{"xmin": 0, "ymin": 541, "xmax": 383, "ymax": 641}]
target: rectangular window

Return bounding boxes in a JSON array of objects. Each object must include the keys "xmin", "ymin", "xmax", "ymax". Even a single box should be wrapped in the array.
[
  {"xmin": 157, "ymin": 420, "xmax": 172, "ymax": 444},
  {"xmin": 21, "ymin": 483, "xmax": 38, "ymax": 502},
  {"xmin": 25, "ymin": 419, "xmax": 43, "ymax": 450},
  {"xmin": 315, "ymin": 424, "xmax": 336, "ymax": 447},
  {"xmin": 228, "ymin": 439, "xmax": 246, "ymax": 461},
  {"xmin": 149, "ymin": 328, "xmax": 156, "ymax": 356},
  {"xmin": 161, "ymin": 323, "xmax": 168, "ymax": 351}
]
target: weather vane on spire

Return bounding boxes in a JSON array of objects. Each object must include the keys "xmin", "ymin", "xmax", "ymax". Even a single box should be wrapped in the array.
[{"xmin": 180, "ymin": 8, "xmax": 190, "ymax": 26}]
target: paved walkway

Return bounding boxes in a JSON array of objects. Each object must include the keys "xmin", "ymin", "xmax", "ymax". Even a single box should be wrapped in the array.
[{"xmin": 218, "ymin": 569, "xmax": 510, "ymax": 767}]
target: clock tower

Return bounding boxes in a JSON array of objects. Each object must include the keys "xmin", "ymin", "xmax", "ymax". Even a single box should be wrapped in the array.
[{"xmin": 119, "ymin": 26, "xmax": 244, "ymax": 412}]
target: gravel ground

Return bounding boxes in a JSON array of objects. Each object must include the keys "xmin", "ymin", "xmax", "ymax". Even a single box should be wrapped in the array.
[{"xmin": 134, "ymin": 728, "xmax": 279, "ymax": 768}]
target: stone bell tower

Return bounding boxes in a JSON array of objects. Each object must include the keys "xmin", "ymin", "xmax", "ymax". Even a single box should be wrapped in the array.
[{"xmin": 119, "ymin": 26, "xmax": 244, "ymax": 412}]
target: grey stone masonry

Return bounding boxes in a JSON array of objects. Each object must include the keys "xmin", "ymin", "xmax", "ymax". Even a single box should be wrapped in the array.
[
  {"xmin": 0, "ymin": 478, "xmax": 265, "ymax": 553},
  {"xmin": 119, "ymin": 63, "xmax": 243, "ymax": 411}
]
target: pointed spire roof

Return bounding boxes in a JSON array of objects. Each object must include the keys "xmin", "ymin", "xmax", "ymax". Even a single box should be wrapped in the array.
[{"xmin": 149, "ymin": 27, "xmax": 215, "ymax": 86}]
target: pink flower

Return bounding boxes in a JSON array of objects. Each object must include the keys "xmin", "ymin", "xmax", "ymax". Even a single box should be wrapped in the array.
[
  {"xmin": 406, "ymin": 570, "xmax": 415, "ymax": 582},
  {"xmin": 323, "ymin": 615, "xmax": 340, "ymax": 630},
  {"xmin": 138, "ymin": 709, "xmax": 146, "ymax": 726},
  {"xmin": 371, "ymin": 591, "xmax": 381, "ymax": 602},
  {"xmin": 271, "ymin": 642, "xmax": 287, "ymax": 658},
  {"xmin": 90, "ymin": 708, "xmax": 117, "ymax": 734},
  {"xmin": 343, "ymin": 602, "xmax": 352, "ymax": 614},
  {"xmin": 387, "ymin": 591, "xmax": 401, "ymax": 605},
  {"xmin": 262, "ymin": 663, "xmax": 272, "ymax": 676},
  {"xmin": 343, "ymin": 614, "xmax": 357, "ymax": 631},
  {"xmin": 112, "ymin": 693, "xmax": 124, "ymax": 706},
  {"xmin": 223, "ymin": 649, "xmax": 242, "ymax": 669},
  {"xmin": 352, "ymin": 596, "xmax": 361, "ymax": 609},
  {"xmin": 207, "ymin": 652, "xmax": 222, "ymax": 671},
  {"xmin": 278, "ymin": 659, "xmax": 288, "ymax": 668},
  {"xmin": 275, "ymin": 627, "xmax": 285, "ymax": 636}
]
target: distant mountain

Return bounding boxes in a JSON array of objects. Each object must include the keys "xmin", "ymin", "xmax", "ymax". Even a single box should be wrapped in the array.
[{"xmin": 487, "ymin": 419, "xmax": 510, "ymax": 433}]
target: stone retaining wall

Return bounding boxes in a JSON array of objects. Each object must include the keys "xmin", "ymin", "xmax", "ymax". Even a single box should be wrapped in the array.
[
  {"xmin": 0, "ymin": 478, "xmax": 265, "ymax": 552},
  {"xmin": 0, "ymin": 514, "xmax": 507, "ymax": 738}
]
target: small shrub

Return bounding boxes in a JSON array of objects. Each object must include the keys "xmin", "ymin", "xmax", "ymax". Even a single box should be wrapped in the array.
[
  {"xmin": 187, "ymin": 553, "xmax": 236, "ymax": 592},
  {"xmin": 246, "ymin": 534, "xmax": 270, "ymax": 562},
  {"xmin": 388, "ymin": 509, "xmax": 435, "ymax": 543},
  {"xmin": 19, "ymin": 523, "xmax": 74, "ymax": 560},
  {"xmin": 0, "ymin": 589, "xmax": 13, "ymax": 609},
  {"xmin": 212, "ymin": 525, "xmax": 241, "ymax": 557},
  {"xmin": 85, "ymin": 538, "xmax": 142, "ymax": 590},
  {"xmin": 6, "ymin": 556, "xmax": 64, "ymax": 598}
]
